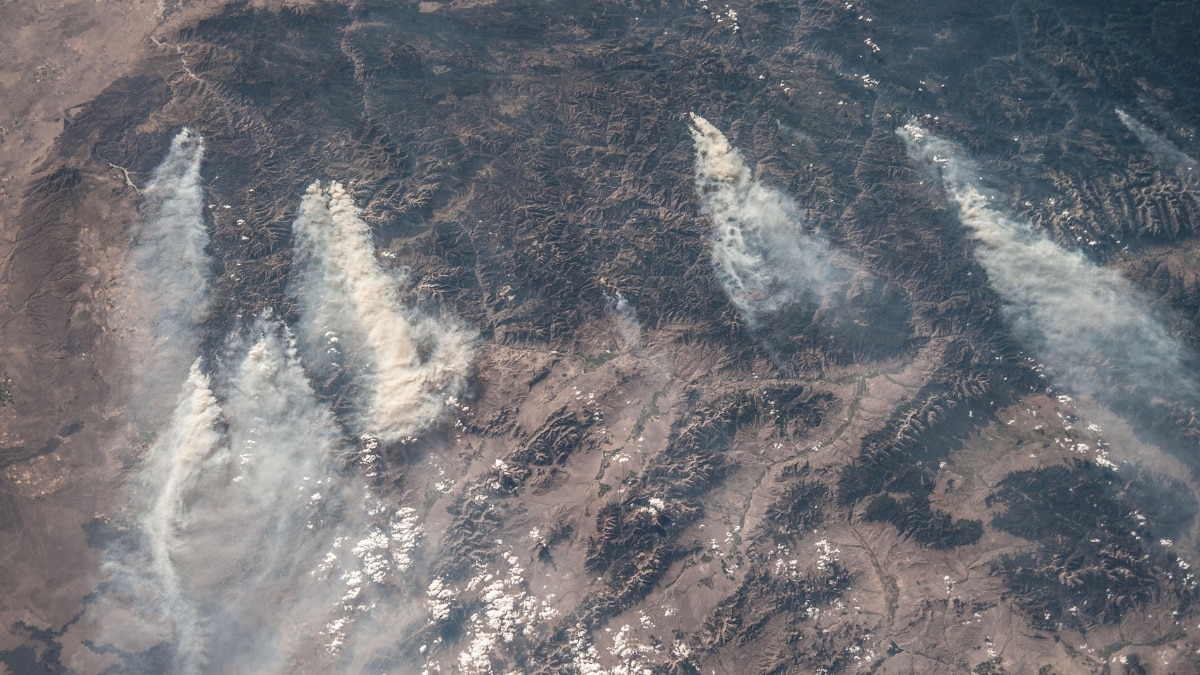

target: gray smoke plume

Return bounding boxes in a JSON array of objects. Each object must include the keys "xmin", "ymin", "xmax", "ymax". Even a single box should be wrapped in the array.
[
  {"xmin": 1116, "ymin": 107, "xmax": 1198, "ymax": 175},
  {"xmin": 900, "ymin": 121, "xmax": 1196, "ymax": 401},
  {"xmin": 290, "ymin": 181, "xmax": 476, "ymax": 441},
  {"xmin": 169, "ymin": 320, "xmax": 346, "ymax": 673},
  {"xmin": 208, "ymin": 319, "xmax": 426, "ymax": 672},
  {"xmin": 101, "ymin": 321, "xmax": 341, "ymax": 673},
  {"xmin": 688, "ymin": 113, "xmax": 852, "ymax": 327},
  {"xmin": 126, "ymin": 128, "xmax": 211, "ymax": 425}
]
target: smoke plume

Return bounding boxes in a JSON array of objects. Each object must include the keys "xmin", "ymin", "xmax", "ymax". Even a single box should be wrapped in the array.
[
  {"xmin": 899, "ymin": 122, "xmax": 1197, "ymax": 402},
  {"xmin": 611, "ymin": 291, "xmax": 642, "ymax": 351},
  {"xmin": 90, "ymin": 152, "xmax": 463, "ymax": 671},
  {"xmin": 688, "ymin": 113, "xmax": 851, "ymax": 327},
  {"xmin": 140, "ymin": 361, "xmax": 223, "ymax": 673},
  {"xmin": 98, "ymin": 317, "xmax": 426, "ymax": 673},
  {"xmin": 126, "ymin": 128, "xmax": 211, "ymax": 425},
  {"xmin": 1116, "ymin": 108, "xmax": 1198, "ymax": 175},
  {"xmin": 290, "ymin": 182, "xmax": 475, "ymax": 441}
]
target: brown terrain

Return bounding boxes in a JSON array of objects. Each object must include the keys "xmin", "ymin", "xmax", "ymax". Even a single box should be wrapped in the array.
[
  {"xmin": 3, "ymin": 0, "xmax": 1200, "ymax": 673},
  {"xmin": 0, "ymin": 0, "xmax": 165, "ymax": 654},
  {"xmin": 0, "ymin": 0, "xmax": 318, "ymax": 659}
]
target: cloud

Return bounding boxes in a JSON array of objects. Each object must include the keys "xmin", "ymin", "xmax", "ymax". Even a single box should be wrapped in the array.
[
  {"xmin": 899, "ymin": 121, "xmax": 1197, "ymax": 402},
  {"xmin": 1116, "ymin": 108, "xmax": 1198, "ymax": 175},
  {"xmin": 688, "ymin": 113, "xmax": 852, "ymax": 327},
  {"xmin": 289, "ymin": 182, "xmax": 476, "ymax": 441},
  {"xmin": 126, "ymin": 128, "xmax": 212, "ymax": 426}
]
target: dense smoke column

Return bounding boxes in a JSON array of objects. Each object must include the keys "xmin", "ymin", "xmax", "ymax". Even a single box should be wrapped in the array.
[
  {"xmin": 140, "ymin": 361, "xmax": 225, "ymax": 675},
  {"xmin": 129, "ymin": 317, "xmax": 420, "ymax": 673},
  {"xmin": 899, "ymin": 122, "xmax": 1197, "ymax": 403},
  {"xmin": 128, "ymin": 128, "xmax": 212, "ymax": 425},
  {"xmin": 289, "ymin": 181, "xmax": 475, "ymax": 441},
  {"xmin": 688, "ymin": 113, "xmax": 850, "ymax": 327},
  {"xmin": 127, "ymin": 321, "xmax": 344, "ymax": 674},
  {"xmin": 97, "ymin": 128, "xmax": 219, "ymax": 674}
]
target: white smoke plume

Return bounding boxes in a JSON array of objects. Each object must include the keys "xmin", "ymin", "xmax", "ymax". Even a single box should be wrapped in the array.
[
  {"xmin": 212, "ymin": 319, "xmax": 430, "ymax": 671},
  {"xmin": 126, "ymin": 128, "xmax": 211, "ymax": 425},
  {"xmin": 688, "ymin": 113, "xmax": 852, "ymax": 326},
  {"xmin": 92, "ymin": 142, "xmax": 459, "ymax": 672},
  {"xmin": 140, "ymin": 360, "xmax": 224, "ymax": 673},
  {"xmin": 178, "ymin": 319, "xmax": 345, "ymax": 602},
  {"xmin": 96, "ymin": 317, "xmax": 428, "ymax": 673},
  {"xmin": 611, "ymin": 291, "xmax": 642, "ymax": 350},
  {"xmin": 1116, "ymin": 108, "xmax": 1198, "ymax": 175},
  {"xmin": 290, "ymin": 181, "xmax": 476, "ymax": 441},
  {"xmin": 105, "ymin": 321, "xmax": 340, "ymax": 673},
  {"xmin": 899, "ymin": 122, "xmax": 1197, "ymax": 401}
]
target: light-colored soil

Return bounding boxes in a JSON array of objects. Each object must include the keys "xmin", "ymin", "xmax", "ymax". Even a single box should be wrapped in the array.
[
  {"xmin": 0, "ymin": 0, "xmax": 227, "ymax": 660},
  {"xmin": 2, "ymin": 2, "xmax": 1198, "ymax": 673}
]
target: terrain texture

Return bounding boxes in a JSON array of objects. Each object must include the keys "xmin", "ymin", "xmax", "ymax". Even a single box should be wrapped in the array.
[{"xmin": 3, "ymin": 0, "xmax": 1200, "ymax": 673}]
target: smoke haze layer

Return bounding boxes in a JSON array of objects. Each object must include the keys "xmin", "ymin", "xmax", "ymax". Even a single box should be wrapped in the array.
[
  {"xmin": 899, "ymin": 122, "xmax": 1197, "ymax": 402},
  {"xmin": 290, "ymin": 182, "xmax": 475, "ymax": 441},
  {"xmin": 688, "ymin": 113, "xmax": 851, "ymax": 327},
  {"xmin": 127, "ymin": 129, "xmax": 211, "ymax": 425},
  {"xmin": 1116, "ymin": 108, "xmax": 1198, "ymax": 175}
]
